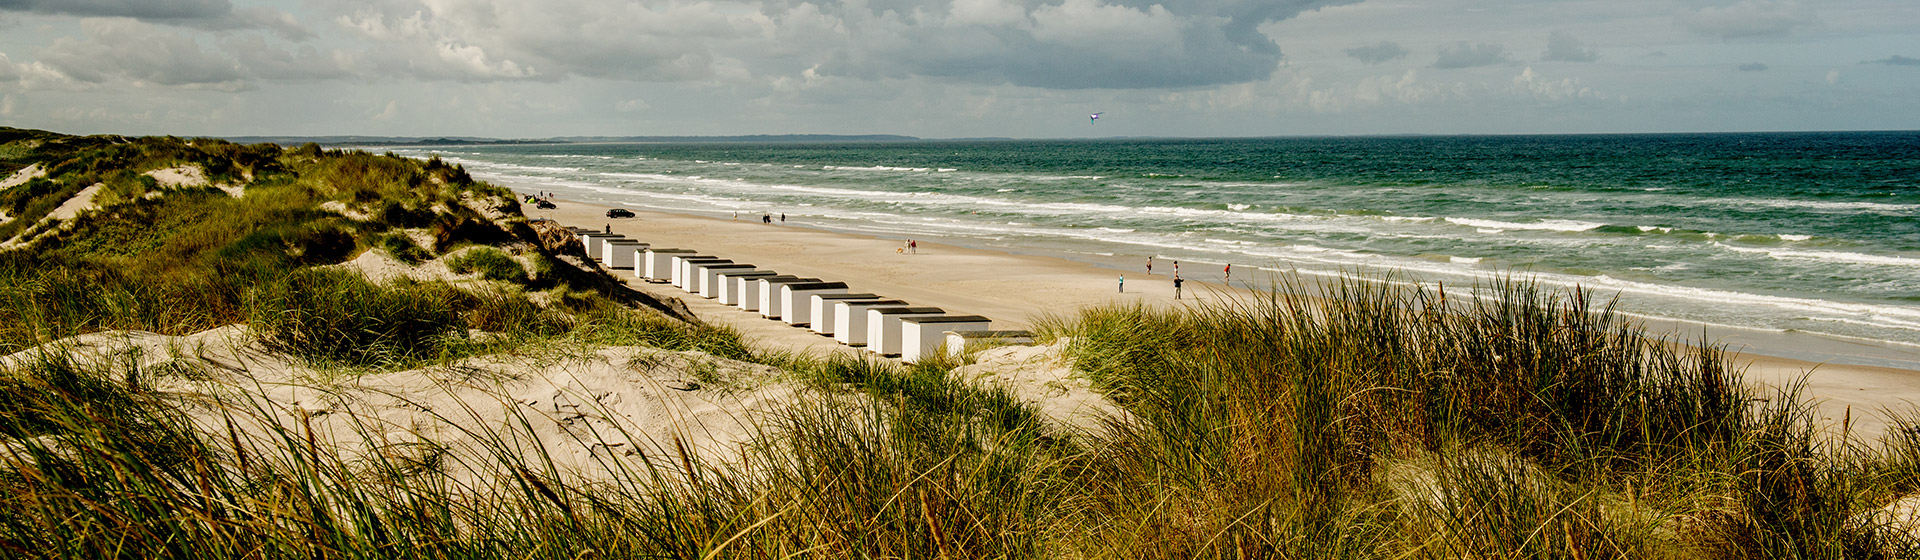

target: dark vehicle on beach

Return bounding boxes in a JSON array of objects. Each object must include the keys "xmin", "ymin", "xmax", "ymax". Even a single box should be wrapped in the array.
[
  {"xmin": 606, "ymin": 208, "xmax": 634, "ymax": 218},
  {"xmin": 535, "ymin": 200, "xmax": 555, "ymax": 209}
]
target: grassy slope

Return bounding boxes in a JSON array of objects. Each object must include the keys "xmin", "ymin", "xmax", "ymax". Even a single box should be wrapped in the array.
[{"xmin": 4, "ymin": 128, "xmax": 1920, "ymax": 558}]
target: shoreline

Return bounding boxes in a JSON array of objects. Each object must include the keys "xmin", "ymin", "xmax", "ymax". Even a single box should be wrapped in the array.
[{"xmin": 526, "ymin": 195, "xmax": 1920, "ymax": 437}]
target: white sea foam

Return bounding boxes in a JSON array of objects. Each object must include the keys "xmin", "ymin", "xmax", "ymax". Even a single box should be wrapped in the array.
[
  {"xmin": 1714, "ymin": 243, "xmax": 1920, "ymax": 268},
  {"xmin": 1704, "ymin": 197, "xmax": 1920, "ymax": 214},
  {"xmin": 824, "ymin": 165, "xmax": 933, "ymax": 172},
  {"xmin": 1444, "ymin": 217, "xmax": 1606, "ymax": 232}
]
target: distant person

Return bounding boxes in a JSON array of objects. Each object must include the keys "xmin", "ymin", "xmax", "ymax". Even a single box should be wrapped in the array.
[
  {"xmin": 1118, "ymin": 275, "xmax": 1125, "ymax": 293},
  {"xmin": 1173, "ymin": 275, "xmax": 1183, "ymax": 300},
  {"xmin": 1146, "ymin": 257, "xmax": 1152, "ymax": 275},
  {"xmin": 780, "ymin": 213, "xmax": 786, "ymax": 223},
  {"xmin": 1224, "ymin": 263, "xmax": 1231, "ymax": 282},
  {"xmin": 1174, "ymin": 260, "xmax": 1179, "ymax": 275},
  {"xmin": 762, "ymin": 213, "xmax": 771, "ymax": 224},
  {"xmin": 604, "ymin": 224, "xmax": 610, "ymax": 234},
  {"xmin": 909, "ymin": 240, "xmax": 917, "ymax": 253},
  {"xmin": 732, "ymin": 211, "xmax": 737, "ymax": 220}
]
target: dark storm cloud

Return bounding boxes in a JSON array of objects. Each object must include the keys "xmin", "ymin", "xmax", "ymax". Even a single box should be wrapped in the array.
[
  {"xmin": 1433, "ymin": 41, "xmax": 1507, "ymax": 69},
  {"xmin": 323, "ymin": 0, "xmax": 1361, "ymax": 90},
  {"xmin": 0, "ymin": 0, "xmax": 311, "ymax": 39},
  {"xmin": 1542, "ymin": 31, "xmax": 1597, "ymax": 63},
  {"xmin": 800, "ymin": 0, "xmax": 1368, "ymax": 89},
  {"xmin": 1866, "ymin": 55, "xmax": 1920, "ymax": 67},
  {"xmin": 0, "ymin": 0, "xmax": 228, "ymax": 20},
  {"xmin": 1346, "ymin": 41, "xmax": 1409, "ymax": 65}
]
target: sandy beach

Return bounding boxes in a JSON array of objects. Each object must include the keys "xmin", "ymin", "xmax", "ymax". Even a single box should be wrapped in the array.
[{"xmin": 533, "ymin": 198, "xmax": 1920, "ymax": 438}]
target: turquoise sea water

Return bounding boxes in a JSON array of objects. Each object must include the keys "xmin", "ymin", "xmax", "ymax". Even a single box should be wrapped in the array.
[{"xmin": 397, "ymin": 132, "xmax": 1920, "ymax": 365}]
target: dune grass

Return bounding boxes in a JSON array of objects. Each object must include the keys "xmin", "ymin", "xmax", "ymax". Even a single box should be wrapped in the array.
[
  {"xmin": 11, "ymin": 128, "xmax": 1920, "ymax": 557},
  {"xmin": 13, "ymin": 271, "xmax": 1920, "ymax": 558}
]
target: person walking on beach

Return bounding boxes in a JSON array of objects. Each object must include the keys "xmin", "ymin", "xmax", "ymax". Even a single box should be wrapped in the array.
[
  {"xmin": 1224, "ymin": 263, "xmax": 1231, "ymax": 282},
  {"xmin": 1174, "ymin": 260, "xmax": 1179, "ymax": 275},
  {"xmin": 780, "ymin": 213, "xmax": 786, "ymax": 224},
  {"xmin": 1118, "ymin": 275, "xmax": 1125, "ymax": 293},
  {"xmin": 909, "ymin": 240, "xmax": 917, "ymax": 253},
  {"xmin": 1146, "ymin": 257, "xmax": 1153, "ymax": 275},
  {"xmin": 1173, "ymin": 275, "xmax": 1183, "ymax": 300}
]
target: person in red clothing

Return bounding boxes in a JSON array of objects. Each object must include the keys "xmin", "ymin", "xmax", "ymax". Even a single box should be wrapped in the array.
[{"xmin": 1224, "ymin": 263, "xmax": 1231, "ymax": 282}]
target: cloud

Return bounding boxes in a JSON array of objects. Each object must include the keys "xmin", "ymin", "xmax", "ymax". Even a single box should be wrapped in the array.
[
  {"xmin": 0, "ymin": 0, "xmax": 229, "ymax": 20},
  {"xmin": 314, "ymin": 0, "xmax": 1361, "ymax": 90},
  {"xmin": 1511, "ymin": 67, "xmax": 1600, "ymax": 100},
  {"xmin": 1542, "ymin": 31, "xmax": 1597, "ymax": 63},
  {"xmin": 32, "ymin": 19, "xmax": 248, "ymax": 90},
  {"xmin": 0, "ymin": 0, "xmax": 312, "ymax": 40},
  {"xmin": 221, "ymin": 35, "xmax": 356, "ymax": 80},
  {"xmin": 1680, "ymin": 0, "xmax": 1814, "ymax": 40},
  {"xmin": 1738, "ymin": 62, "xmax": 1768, "ymax": 71},
  {"xmin": 1345, "ymin": 41, "xmax": 1408, "ymax": 65},
  {"xmin": 1866, "ymin": 55, "xmax": 1920, "ymax": 67},
  {"xmin": 1434, "ymin": 42, "xmax": 1507, "ymax": 69},
  {"xmin": 614, "ymin": 97, "xmax": 649, "ymax": 112}
]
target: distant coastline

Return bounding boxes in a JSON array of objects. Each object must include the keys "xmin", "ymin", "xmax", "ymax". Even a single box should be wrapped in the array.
[{"xmin": 222, "ymin": 133, "xmax": 928, "ymax": 147}]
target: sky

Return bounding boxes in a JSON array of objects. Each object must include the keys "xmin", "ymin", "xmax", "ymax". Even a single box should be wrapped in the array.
[{"xmin": 0, "ymin": 0, "xmax": 1916, "ymax": 139}]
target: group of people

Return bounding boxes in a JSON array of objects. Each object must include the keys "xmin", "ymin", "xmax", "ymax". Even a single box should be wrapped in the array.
[
  {"xmin": 731, "ymin": 212, "xmax": 787, "ymax": 224},
  {"xmin": 1129, "ymin": 257, "xmax": 1230, "ymax": 300}
]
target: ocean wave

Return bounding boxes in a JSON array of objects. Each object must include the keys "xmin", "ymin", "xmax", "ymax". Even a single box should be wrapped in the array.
[
  {"xmin": 824, "ymin": 165, "xmax": 933, "ymax": 172},
  {"xmin": 443, "ymin": 159, "xmax": 584, "ymax": 175},
  {"xmin": 1714, "ymin": 243, "xmax": 1920, "ymax": 268},
  {"xmin": 1703, "ymin": 197, "xmax": 1920, "ymax": 214},
  {"xmin": 1443, "ymin": 217, "xmax": 1606, "ymax": 232}
]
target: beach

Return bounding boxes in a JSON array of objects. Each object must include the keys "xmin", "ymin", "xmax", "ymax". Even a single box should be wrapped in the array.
[{"xmin": 535, "ymin": 197, "xmax": 1920, "ymax": 437}]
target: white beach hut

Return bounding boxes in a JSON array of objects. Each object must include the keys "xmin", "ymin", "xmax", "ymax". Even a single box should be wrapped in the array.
[
  {"xmin": 832, "ymin": 300, "xmax": 910, "ymax": 346},
  {"xmin": 642, "ymin": 248, "xmax": 697, "ymax": 281},
  {"xmin": 866, "ymin": 307, "xmax": 947, "ymax": 356},
  {"xmin": 695, "ymin": 264, "xmax": 757, "ymax": 298},
  {"xmin": 675, "ymin": 257, "xmax": 730, "ymax": 290},
  {"xmin": 735, "ymin": 275, "xmax": 799, "ymax": 312},
  {"xmin": 899, "ymin": 316, "xmax": 994, "ymax": 363},
  {"xmin": 756, "ymin": 277, "xmax": 824, "ymax": 319},
  {"xmin": 778, "ymin": 282, "xmax": 850, "ymax": 326},
  {"xmin": 716, "ymin": 271, "xmax": 779, "ymax": 305},
  {"xmin": 578, "ymin": 233, "xmax": 625, "ymax": 260},
  {"xmin": 666, "ymin": 255, "xmax": 716, "ymax": 288},
  {"xmin": 601, "ymin": 239, "xmax": 647, "ymax": 269},
  {"xmin": 809, "ymin": 293, "xmax": 882, "ymax": 335}
]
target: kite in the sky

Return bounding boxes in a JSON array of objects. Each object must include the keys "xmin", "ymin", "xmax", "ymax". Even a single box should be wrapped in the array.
[{"xmin": 1090, "ymin": 112, "xmax": 1103, "ymax": 125}]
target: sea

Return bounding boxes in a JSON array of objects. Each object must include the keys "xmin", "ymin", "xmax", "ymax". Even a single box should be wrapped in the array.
[{"xmin": 393, "ymin": 132, "xmax": 1920, "ymax": 368}]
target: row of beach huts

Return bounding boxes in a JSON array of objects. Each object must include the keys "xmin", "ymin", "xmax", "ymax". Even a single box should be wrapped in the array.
[{"xmin": 570, "ymin": 227, "xmax": 1030, "ymax": 363}]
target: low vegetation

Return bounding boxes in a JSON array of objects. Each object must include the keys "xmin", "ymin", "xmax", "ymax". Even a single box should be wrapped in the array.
[{"xmin": 3, "ymin": 127, "xmax": 1918, "ymax": 558}]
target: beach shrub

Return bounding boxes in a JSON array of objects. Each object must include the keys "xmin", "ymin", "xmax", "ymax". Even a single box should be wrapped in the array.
[
  {"xmin": 249, "ymin": 268, "xmax": 460, "ymax": 366},
  {"xmin": 446, "ymin": 247, "xmax": 529, "ymax": 284},
  {"xmin": 431, "ymin": 215, "xmax": 512, "ymax": 253},
  {"xmin": 377, "ymin": 232, "xmax": 431, "ymax": 264}
]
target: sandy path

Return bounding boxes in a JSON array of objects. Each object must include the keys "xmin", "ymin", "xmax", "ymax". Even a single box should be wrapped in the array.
[{"xmin": 533, "ymin": 198, "xmax": 1920, "ymax": 438}]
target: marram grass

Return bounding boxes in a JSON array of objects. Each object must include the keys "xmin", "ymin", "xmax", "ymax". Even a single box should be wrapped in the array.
[{"xmin": 9, "ymin": 273, "xmax": 1920, "ymax": 558}]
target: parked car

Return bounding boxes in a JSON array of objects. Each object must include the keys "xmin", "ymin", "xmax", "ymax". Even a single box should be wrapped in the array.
[
  {"xmin": 535, "ymin": 200, "xmax": 556, "ymax": 209},
  {"xmin": 606, "ymin": 208, "xmax": 635, "ymax": 218}
]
